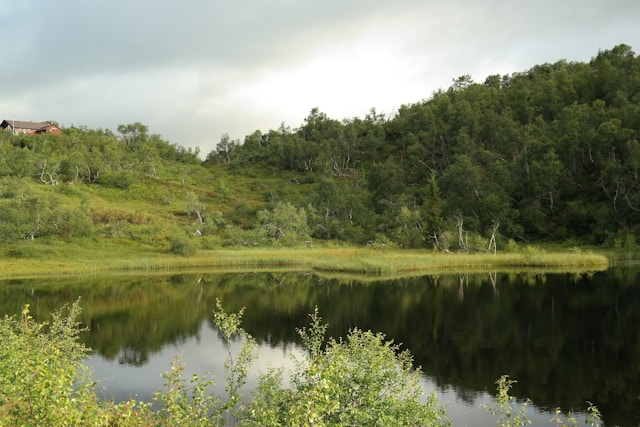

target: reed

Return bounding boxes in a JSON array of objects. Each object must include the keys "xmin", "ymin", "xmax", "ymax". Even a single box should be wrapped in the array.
[{"xmin": 0, "ymin": 242, "xmax": 610, "ymax": 279}]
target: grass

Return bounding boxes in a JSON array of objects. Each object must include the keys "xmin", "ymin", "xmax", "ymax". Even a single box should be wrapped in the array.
[{"xmin": 0, "ymin": 241, "xmax": 610, "ymax": 280}]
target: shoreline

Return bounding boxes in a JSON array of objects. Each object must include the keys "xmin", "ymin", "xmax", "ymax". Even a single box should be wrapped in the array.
[{"xmin": 0, "ymin": 245, "xmax": 611, "ymax": 280}]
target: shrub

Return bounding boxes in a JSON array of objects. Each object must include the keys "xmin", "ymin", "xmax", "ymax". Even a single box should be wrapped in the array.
[
  {"xmin": 152, "ymin": 299, "xmax": 256, "ymax": 426},
  {"xmin": 224, "ymin": 225, "xmax": 265, "ymax": 247},
  {"xmin": 97, "ymin": 171, "xmax": 134, "ymax": 189},
  {"xmin": 256, "ymin": 201, "xmax": 311, "ymax": 245},
  {"xmin": 483, "ymin": 375, "xmax": 602, "ymax": 427},
  {"xmin": 481, "ymin": 376, "xmax": 530, "ymax": 427},
  {"xmin": 168, "ymin": 235, "xmax": 198, "ymax": 256},
  {"xmin": 243, "ymin": 307, "xmax": 450, "ymax": 426},
  {"xmin": 505, "ymin": 239, "xmax": 519, "ymax": 252},
  {"xmin": 0, "ymin": 301, "xmax": 100, "ymax": 426}
]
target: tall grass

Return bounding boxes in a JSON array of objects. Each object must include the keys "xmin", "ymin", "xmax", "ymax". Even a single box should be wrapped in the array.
[{"xmin": 0, "ymin": 242, "xmax": 609, "ymax": 279}]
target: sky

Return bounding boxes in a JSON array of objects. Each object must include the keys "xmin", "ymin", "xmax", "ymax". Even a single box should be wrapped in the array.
[{"xmin": 2, "ymin": 0, "xmax": 639, "ymax": 156}]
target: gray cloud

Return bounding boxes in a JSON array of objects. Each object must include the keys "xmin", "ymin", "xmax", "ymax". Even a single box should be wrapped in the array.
[{"xmin": 2, "ymin": 0, "xmax": 640, "ymax": 154}]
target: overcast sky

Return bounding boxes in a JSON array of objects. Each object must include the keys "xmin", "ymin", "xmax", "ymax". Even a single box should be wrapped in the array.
[{"xmin": 1, "ymin": 1, "xmax": 639, "ymax": 155}]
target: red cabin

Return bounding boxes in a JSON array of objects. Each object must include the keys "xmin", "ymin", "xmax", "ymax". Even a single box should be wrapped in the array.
[{"xmin": 0, "ymin": 120, "xmax": 62, "ymax": 135}]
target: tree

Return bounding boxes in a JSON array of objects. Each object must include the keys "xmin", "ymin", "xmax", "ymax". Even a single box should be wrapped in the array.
[
  {"xmin": 531, "ymin": 149, "xmax": 564, "ymax": 212},
  {"xmin": 117, "ymin": 122, "xmax": 149, "ymax": 147},
  {"xmin": 310, "ymin": 178, "xmax": 372, "ymax": 243},
  {"xmin": 392, "ymin": 206, "xmax": 423, "ymax": 248},
  {"xmin": 450, "ymin": 74, "xmax": 474, "ymax": 92},
  {"xmin": 136, "ymin": 140, "xmax": 162, "ymax": 179},
  {"xmin": 441, "ymin": 154, "xmax": 485, "ymax": 232},
  {"xmin": 256, "ymin": 201, "xmax": 311, "ymax": 244},
  {"xmin": 186, "ymin": 192, "xmax": 205, "ymax": 225},
  {"xmin": 207, "ymin": 133, "xmax": 240, "ymax": 164},
  {"xmin": 423, "ymin": 174, "xmax": 443, "ymax": 246},
  {"xmin": 367, "ymin": 159, "xmax": 406, "ymax": 213}
]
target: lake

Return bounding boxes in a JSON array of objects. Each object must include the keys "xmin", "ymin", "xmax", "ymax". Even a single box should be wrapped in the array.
[{"xmin": 1, "ymin": 267, "xmax": 638, "ymax": 426}]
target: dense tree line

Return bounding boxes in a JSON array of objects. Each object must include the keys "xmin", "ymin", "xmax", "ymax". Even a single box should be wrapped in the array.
[{"xmin": 206, "ymin": 44, "xmax": 640, "ymax": 249}]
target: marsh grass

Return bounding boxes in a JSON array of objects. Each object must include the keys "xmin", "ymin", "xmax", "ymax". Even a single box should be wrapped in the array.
[{"xmin": 0, "ymin": 241, "xmax": 609, "ymax": 279}]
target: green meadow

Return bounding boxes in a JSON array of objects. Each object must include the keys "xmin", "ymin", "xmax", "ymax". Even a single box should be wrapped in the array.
[{"xmin": 0, "ymin": 239, "xmax": 610, "ymax": 279}]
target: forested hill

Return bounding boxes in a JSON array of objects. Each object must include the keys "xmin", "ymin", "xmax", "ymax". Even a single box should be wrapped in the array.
[
  {"xmin": 205, "ymin": 43, "xmax": 640, "ymax": 249},
  {"xmin": 1, "ymin": 44, "xmax": 639, "ymax": 252}
]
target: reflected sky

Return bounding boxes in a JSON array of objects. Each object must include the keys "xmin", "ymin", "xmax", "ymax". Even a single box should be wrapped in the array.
[
  {"xmin": 86, "ymin": 316, "xmax": 592, "ymax": 426},
  {"xmin": 86, "ymin": 318, "xmax": 305, "ymax": 404}
]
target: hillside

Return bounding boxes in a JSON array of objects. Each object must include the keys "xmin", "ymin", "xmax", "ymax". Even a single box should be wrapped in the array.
[{"xmin": 1, "ymin": 44, "xmax": 639, "ymax": 255}]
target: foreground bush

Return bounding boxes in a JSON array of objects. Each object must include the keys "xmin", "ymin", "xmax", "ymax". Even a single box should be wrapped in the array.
[
  {"xmin": 0, "ymin": 302, "xmax": 96, "ymax": 425},
  {"xmin": 0, "ymin": 300, "xmax": 602, "ymax": 426},
  {"xmin": 243, "ymin": 308, "xmax": 448, "ymax": 426}
]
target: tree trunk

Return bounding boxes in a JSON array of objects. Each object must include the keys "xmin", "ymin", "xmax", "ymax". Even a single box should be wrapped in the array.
[
  {"xmin": 487, "ymin": 220, "xmax": 500, "ymax": 254},
  {"xmin": 456, "ymin": 215, "xmax": 468, "ymax": 252}
]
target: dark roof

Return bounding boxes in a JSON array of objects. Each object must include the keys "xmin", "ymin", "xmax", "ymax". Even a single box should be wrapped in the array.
[{"xmin": 0, "ymin": 120, "xmax": 56, "ymax": 131}]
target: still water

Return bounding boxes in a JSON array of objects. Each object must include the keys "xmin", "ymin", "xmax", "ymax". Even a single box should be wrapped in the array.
[{"xmin": 1, "ymin": 268, "xmax": 638, "ymax": 426}]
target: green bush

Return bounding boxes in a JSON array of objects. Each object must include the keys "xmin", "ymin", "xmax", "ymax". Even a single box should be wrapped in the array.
[
  {"xmin": 97, "ymin": 171, "xmax": 134, "ymax": 190},
  {"xmin": 151, "ymin": 299, "xmax": 256, "ymax": 426},
  {"xmin": 0, "ymin": 301, "xmax": 100, "ymax": 425},
  {"xmin": 482, "ymin": 375, "xmax": 602, "ymax": 427},
  {"xmin": 168, "ymin": 235, "xmax": 198, "ymax": 256},
  {"xmin": 243, "ymin": 307, "xmax": 449, "ymax": 426},
  {"xmin": 256, "ymin": 201, "xmax": 311, "ymax": 245}
]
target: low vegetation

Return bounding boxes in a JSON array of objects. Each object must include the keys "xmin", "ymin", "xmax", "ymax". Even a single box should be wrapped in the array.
[
  {"xmin": 0, "ymin": 242, "xmax": 609, "ymax": 278},
  {"xmin": 0, "ymin": 301, "xmax": 603, "ymax": 426}
]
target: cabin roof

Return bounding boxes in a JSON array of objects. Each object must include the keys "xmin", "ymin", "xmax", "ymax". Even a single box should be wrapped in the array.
[{"xmin": 1, "ymin": 120, "xmax": 54, "ymax": 131}]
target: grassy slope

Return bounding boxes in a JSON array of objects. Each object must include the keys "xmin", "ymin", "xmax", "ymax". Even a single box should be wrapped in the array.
[{"xmin": 0, "ymin": 163, "xmax": 610, "ymax": 279}]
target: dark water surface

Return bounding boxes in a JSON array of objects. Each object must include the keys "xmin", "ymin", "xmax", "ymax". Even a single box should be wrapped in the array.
[{"xmin": 1, "ymin": 268, "xmax": 638, "ymax": 426}]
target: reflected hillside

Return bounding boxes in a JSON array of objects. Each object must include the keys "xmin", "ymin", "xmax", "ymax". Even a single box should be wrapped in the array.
[
  {"xmin": 373, "ymin": 271, "xmax": 640, "ymax": 426},
  {"xmin": 0, "ymin": 275, "xmax": 209, "ymax": 365},
  {"xmin": 1, "ymin": 269, "xmax": 638, "ymax": 425}
]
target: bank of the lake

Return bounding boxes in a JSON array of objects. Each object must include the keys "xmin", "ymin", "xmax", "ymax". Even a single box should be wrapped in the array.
[{"xmin": 0, "ymin": 240, "xmax": 609, "ymax": 279}]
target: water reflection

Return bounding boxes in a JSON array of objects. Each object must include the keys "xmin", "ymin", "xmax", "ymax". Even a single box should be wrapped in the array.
[
  {"xmin": 0, "ymin": 269, "xmax": 638, "ymax": 426},
  {"xmin": 86, "ymin": 319, "xmax": 305, "ymax": 405}
]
